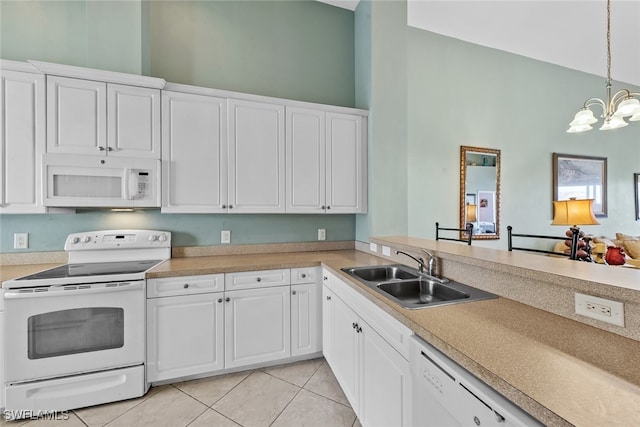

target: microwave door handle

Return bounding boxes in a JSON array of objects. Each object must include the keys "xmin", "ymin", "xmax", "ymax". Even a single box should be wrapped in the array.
[{"xmin": 124, "ymin": 169, "xmax": 138, "ymax": 200}]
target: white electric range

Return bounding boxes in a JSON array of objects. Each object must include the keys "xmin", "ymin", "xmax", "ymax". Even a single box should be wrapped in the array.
[{"xmin": 1, "ymin": 229, "xmax": 171, "ymax": 420}]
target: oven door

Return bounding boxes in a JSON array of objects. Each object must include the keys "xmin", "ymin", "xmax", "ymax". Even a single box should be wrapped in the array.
[{"xmin": 3, "ymin": 281, "xmax": 145, "ymax": 383}]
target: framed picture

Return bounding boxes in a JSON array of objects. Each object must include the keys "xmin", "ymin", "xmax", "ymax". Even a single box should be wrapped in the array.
[
  {"xmin": 635, "ymin": 173, "xmax": 640, "ymax": 221},
  {"xmin": 552, "ymin": 153, "xmax": 607, "ymax": 217},
  {"xmin": 465, "ymin": 193, "xmax": 476, "ymax": 205}
]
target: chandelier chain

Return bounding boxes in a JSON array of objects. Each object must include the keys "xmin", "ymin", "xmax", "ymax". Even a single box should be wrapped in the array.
[{"xmin": 606, "ymin": 0, "xmax": 611, "ymax": 83}]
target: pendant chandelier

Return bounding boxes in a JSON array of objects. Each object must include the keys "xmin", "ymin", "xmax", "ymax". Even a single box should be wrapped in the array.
[{"xmin": 567, "ymin": 0, "xmax": 640, "ymax": 133}]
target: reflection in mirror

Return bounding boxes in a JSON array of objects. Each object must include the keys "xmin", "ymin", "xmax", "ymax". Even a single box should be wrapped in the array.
[{"xmin": 460, "ymin": 146, "xmax": 501, "ymax": 240}]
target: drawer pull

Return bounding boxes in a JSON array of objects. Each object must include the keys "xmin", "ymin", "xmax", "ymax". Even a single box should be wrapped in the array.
[
  {"xmin": 292, "ymin": 290, "xmax": 297, "ymax": 295},
  {"xmin": 326, "ymin": 295, "xmax": 331, "ymax": 301},
  {"xmin": 256, "ymin": 277, "xmax": 262, "ymax": 282},
  {"xmin": 183, "ymin": 284, "xmax": 189, "ymax": 289},
  {"xmin": 217, "ymin": 298, "xmax": 223, "ymax": 303},
  {"xmin": 225, "ymin": 297, "xmax": 231, "ymax": 302},
  {"xmin": 301, "ymin": 273, "xmax": 307, "ymax": 279}
]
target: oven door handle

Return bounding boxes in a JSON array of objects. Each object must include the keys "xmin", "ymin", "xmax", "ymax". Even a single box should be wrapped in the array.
[{"xmin": 3, "ymin": 281, "xmax": 144, "ymax": 299}]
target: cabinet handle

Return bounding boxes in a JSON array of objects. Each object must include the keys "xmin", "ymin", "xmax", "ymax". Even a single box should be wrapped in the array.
[
  {"xmin": 326, "ymin": 295, "xmax": 331, "ymax": 301},
  {"xmin": 320, "ymin": 205, "xmax": 325, "ymax": 210},
  {"xmin": 323, "ymin": 276, "xmax": 328, "ymax": 281},
  {"xmin": 183, "ymin": 284, "xmax": 189, "ymax": 289},
  {"xmin": 229, "ymin": 205, "xmax": 234, "ymax": 209},
  {"xmin": 300, "ymin": 273, "xmax": 307, "ymax": 279},
  {"xmin": 218, "ymin": 298, "xmax": 223, "ymax": 303},
  {"xmin": 352, "ymin": 322, "xmax": 357, "ymax": 329},
  {"xmin": 292, "ymin": 290, "xmax": 297, "ymax": 295},
  {"xmin": 106, "ymin": 146, "xmax": 114, "ymax": 151},
  {"xmin": 256, "ymin": 277, "xmax": 262, "ymax": 282},
  {"xmin": 225, "ymin": 297, "xmax": 231, "ymax": 302},
  {"xmin": 327, "ymin": 206, "xmax": 331, "ymax": 210},
  {"xmin": 97, "ymin": 146, "xmax": 106, "ymax": 151},
  {"xmin": 222, "ymin": 205, "xmax": 227, "ymax": 209},
  {"xmin": 357, "ymin": 326, "xmax": 363, "ymax": 333}
]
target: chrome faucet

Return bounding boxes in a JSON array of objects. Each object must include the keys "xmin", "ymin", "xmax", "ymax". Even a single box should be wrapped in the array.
[
  {"xmin": 421, "ymin": 249, "xmax": 437, "ymax": 277},
  {"xmin": 395, "ymin": 250, "xmax": 427, "ymax": 273}
]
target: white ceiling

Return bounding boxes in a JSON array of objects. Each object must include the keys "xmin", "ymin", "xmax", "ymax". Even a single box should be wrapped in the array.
[{"xmin": 317, "ymin": 0, "xmax": 640, "ymax": 87}]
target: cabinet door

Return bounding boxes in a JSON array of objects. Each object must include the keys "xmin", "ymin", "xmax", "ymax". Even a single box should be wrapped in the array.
[
  {"xmin": 228, "ymin": 99, "xmax": 285, "ymax": 213},
  {"xmin": 0, "ymin": 70, "xmax": 46, "ymax": 213},
  {"xmin": 147, "ymin": 293, "xmax": 224, "ymax": 382},
  {"xmin": 107, "ymin": 84, "xmax": 160, "ymax": 158},
  {"xmin": 360, "ymin": 322, "xmax": 411, "ymax": 427},
  {"xmin": 326, "ymin": 112, "xmax": 366, "ymax": 213},
  {"xmin": 285, "ymin": 107, "xmax": 326, "ymax": 213},
  {"xmin": 291, "ymin": 282, "xmax": 322, "ymax": 357},
  {"xmin": 47, "ymin": 76, "xmax": 107, "ymax": 155},
  {"xmin": 224, "ymin": 286, "xmax": 291, "ymax": 368},
  {"xmin": 161, "ymin": 91, "xmax": 228, "ymax": 213},
  {"xmin": 325, "ymin": 289, "xmax": 359, "ymax": 411}
]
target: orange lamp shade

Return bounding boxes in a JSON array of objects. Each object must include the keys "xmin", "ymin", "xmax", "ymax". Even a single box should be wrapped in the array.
[
  {"xmin": 466, "ymin": 204, "xmax": 478, "ymax": 223},
  {"xmin": 552, "ymin": 198, "xmax": 599, "ymax": 226}
]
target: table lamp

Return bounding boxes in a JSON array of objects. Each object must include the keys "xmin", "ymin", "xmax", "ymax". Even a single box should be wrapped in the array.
[
  {"xmin": 465, "ymin": 203, "xmax": 477, "ymax": 226},
  {"xmin": 551, "ymin": 198, "xmax": 600, "ymax": 260}
]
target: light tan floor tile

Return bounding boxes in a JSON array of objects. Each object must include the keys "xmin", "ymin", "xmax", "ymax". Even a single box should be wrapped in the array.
[
  {"xmin": 212, "ymin": 371, "xmax": 300, "ymax": 427},
  {"xmin": 303, "ymin": 361, "xmax": 350, "ymax": 406},
  {"xmin": 272, "ymin": 389, "xmax": 356, "ymax": 427},
  {"xmin": 173, "ymin": 370, "xmax": 253, "ymax": 406},
  {"xmin": 20, "ymin": 413, "xmax": 86, "ymax": 427},
  {"xmin": 188, "ymin": 409, "xmax": 241, "ymax": 427},
  {"xmin": 74, "ymin": 385, "xmax": 168, "ymax": 426},
  {"xmin": 261, "ymin": 357, "xmax": 324, "ymax": 387},
  {"xmin": 106, "ymin": 386, "xmax": 207, "ymax": 427}
]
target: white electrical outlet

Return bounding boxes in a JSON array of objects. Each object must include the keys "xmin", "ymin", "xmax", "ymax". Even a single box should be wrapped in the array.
[
  {"xmin": 370, "ymin": 242, "xmax": 378, "ymax": 253},
  {"xmin": 14, "ymin": 233, "xmax": 28, "ymax": 249},
  {"xmin": 318, "ymin": 229, "xmax": 326, "ymax": 241},
  {"xmin": 382, "ymin": 246, "xmax": 391, "ymax": 256},
  {"xmin": 575, "ymin": 293, "xmax": 624, "ymax": 326},
  {"xmin": 221, "ymin": 230, "xmax": 231, "ymax": 244}
]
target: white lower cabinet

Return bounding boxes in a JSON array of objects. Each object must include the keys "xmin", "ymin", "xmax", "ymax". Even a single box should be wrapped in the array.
[
  {"xmin": 224, "ymin": 286, "xmax": 291, "ymax": 368},
  {"xmin": 146, "ymin": 275, "xmax": 225, "ymax": 382},
  {"xmin": 322, "ymin": 271, "xmax": 412, "ymax": 427},
  {"xmin": 147, "ymin": 268, "xmax": 321, "ymax": 383}
]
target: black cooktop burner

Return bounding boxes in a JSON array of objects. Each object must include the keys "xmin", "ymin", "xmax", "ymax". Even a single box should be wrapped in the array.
[{"xmin": 17, "ymin": 260, "xmax": 163, "ymax": 280}]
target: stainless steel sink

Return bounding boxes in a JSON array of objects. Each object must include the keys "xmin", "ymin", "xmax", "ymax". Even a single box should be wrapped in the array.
[
  {"xmin": 343, "ymin": 265, "xmax": 419, "ymax": 282},
  {"xmin": 341, "ymin": 264, "xmax": 496, "ymax": 309}
]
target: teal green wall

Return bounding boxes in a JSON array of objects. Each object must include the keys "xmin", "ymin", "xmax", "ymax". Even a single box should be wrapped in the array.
[
  {"xmin": 0, "ymin": 212, "xmax": 355, "ymax": 252},
  {"xmin": 0, "ymin": 0, "xmax": 143, "ymax": 74},
  {"xmin": 355, "ymin": 0, "xmax": 639, "ymax": 249},
  {"xmin": 0, "ymin": 0, "xmax": 357, "ymax": 253},
  {"xmin": 355, "ymin": 0, "xmax": 409, "ymax": 242},
  {"xmin": 147, "ymin": 0, "xmax": 355, "ymax": 107}
]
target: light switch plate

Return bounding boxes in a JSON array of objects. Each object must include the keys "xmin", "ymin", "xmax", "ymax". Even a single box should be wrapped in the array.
[{"xmin": 318, "ymin": 229, "xmax": 326, "ymax": 241}]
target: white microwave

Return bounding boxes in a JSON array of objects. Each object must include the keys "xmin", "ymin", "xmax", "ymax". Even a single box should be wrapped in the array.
[{"xmin": 43, "ymin": 154, "xmax": 160, "ymax": 208}]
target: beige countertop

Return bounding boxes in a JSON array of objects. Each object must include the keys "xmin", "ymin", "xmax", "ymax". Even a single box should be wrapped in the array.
[{"xmin": 3, "ymin": 248, "xmax": 640, "ymax": 426}]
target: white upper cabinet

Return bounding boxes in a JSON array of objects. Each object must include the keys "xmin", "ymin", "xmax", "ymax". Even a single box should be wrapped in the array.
[
  {"xmin": 326, "ymin": 112, "xmax": 367, "ymax": 213},
  {"xmin": 286, "ymin": 107, "xmax": 326, "ymax": 213},
  {"xmin": 107, "ymin": 84, "xmax": 161, "ymax": 158},
  {"xmin": 0, "ymin": 67, "xmax": 46, "ymax": 213},
  {"xmin": 162, "ymin": 90, "xmax": 228, "ymax": 213},
  {"xmin": 286, "ymin": 107, "xmax": 367, "ymax": 214},
  {"xmin": 47, "ymin": 76, "xmax": 160, "ymax": 158},
  {"xmin": 228, "ymin": 99, "xmax": 285, "ymax": 213}
]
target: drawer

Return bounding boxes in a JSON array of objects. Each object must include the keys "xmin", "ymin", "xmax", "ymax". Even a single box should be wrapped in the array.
[
  {"xmin": 147, "ymin": 274, "xmax": 224, "ymax": 298},
  {"xmin": 291, "ymin": 267, "xmax": 319, "ymax": 284},
  {"xmin": 225, "ymin": 269, "xmax": 291, "ymax": 291}
]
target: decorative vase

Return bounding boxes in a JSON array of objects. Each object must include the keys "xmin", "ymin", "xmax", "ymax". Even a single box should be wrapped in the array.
[{"xmin": 605, "ymin": 246, "xmax": 626, "ymax": 265}]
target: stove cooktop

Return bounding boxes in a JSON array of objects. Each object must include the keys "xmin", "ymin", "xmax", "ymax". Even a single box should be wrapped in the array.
[{"xmin": 15, "ymin": 260, "xmax": 164, "ymax": 281}]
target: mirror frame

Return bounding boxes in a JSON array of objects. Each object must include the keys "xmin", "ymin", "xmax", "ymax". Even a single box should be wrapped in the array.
[{"xmin": 460, "ymin": 146, "xmax": 501, "ymax": 240}]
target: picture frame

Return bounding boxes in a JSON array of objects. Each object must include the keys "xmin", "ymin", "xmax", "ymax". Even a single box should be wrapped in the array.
[
  {"xmin": 465, "ymin": 193, "xmax": 476, "ymax": 205},
  {"xmin": 552, "ymin": 153, "xmax": 607, "ymax": 217},
  {"xmin": 635, "ymin": 173, "xmax": 640, "ymax": 221}
]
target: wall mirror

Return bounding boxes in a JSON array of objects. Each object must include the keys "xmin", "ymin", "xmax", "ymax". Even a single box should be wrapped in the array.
[{"xmin": 460, "ymin": 146, "xmax": 501, "ymax": 240}]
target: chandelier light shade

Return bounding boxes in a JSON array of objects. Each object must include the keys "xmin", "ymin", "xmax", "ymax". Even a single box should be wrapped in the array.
[
  {"xmin": 551, "ymin": 198, "xmax": 600, "ymax": 226},
  {"xmin": 567, "ymin": 0, "xmax": 640, "ymax": 133}
]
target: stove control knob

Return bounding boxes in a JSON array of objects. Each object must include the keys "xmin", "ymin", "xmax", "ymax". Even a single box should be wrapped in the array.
[
  {"xmin": 81, "ymin": 236, "xmax": 91, "ymax": 243},
  {"xmin": 158, "ymin": 234, "xmax": 168, "ymax": 242},
  {"xmin": 148, "ymin": 235, "xmax": 158, "ymax": 242},
  {"xmin": 71, "ymin": 237, "xmax": 80, "ymax": 244}
]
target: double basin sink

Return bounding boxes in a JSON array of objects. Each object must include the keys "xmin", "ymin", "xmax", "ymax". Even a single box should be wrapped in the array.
[{"xmin": 341, "ymin": 264, "xmax": 496, "ymax": 309}]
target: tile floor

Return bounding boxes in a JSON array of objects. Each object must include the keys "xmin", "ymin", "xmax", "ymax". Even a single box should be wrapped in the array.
[{"xmin": 1, "ymin": 358, "xmax": 362, "ymax": 427}]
